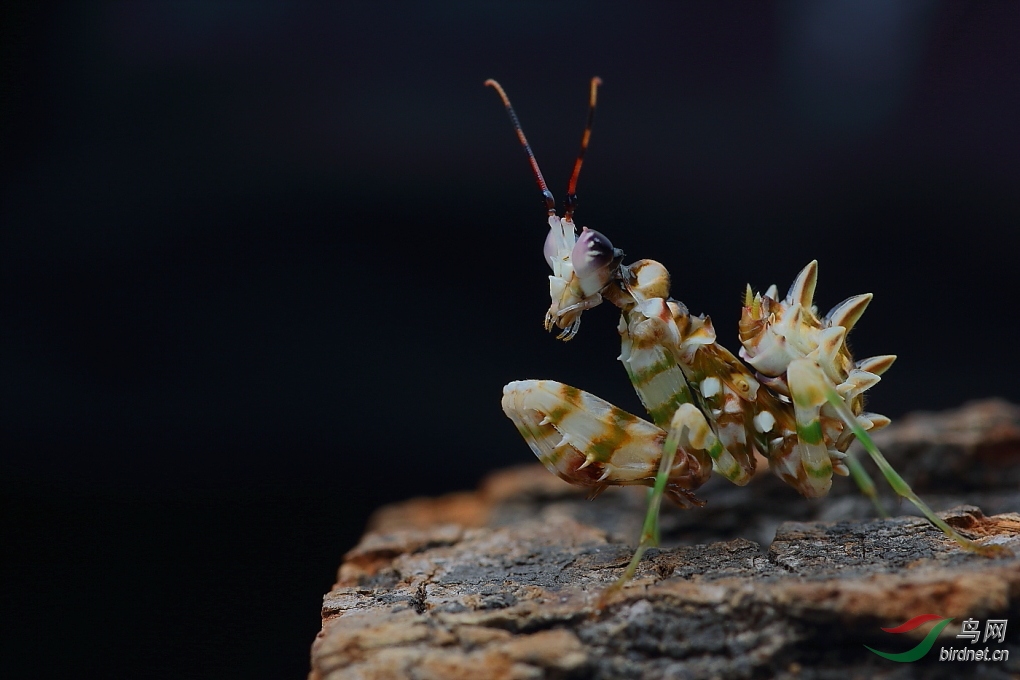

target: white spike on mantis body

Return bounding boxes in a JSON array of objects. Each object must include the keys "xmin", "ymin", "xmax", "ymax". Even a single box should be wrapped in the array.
[{"xmin": 487, "ymin": 77, "xmax": 1009, "ymax": 603}]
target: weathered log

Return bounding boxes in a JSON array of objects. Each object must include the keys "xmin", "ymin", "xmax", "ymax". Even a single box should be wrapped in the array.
[{"xmin": 312, "ymin": 400, "xmax": 1020, "ymax": 679}]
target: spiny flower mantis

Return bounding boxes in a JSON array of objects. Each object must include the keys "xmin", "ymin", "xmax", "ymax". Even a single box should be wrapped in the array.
[{"xmin": 487, "ymin": 77, "xmax": 1009, "ymax": 601}]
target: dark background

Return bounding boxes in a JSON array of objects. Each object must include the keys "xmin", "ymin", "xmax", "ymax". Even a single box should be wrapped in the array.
[{"xmin": 2, "ymin": 2, "xmax": 1018, "ymax": 677}]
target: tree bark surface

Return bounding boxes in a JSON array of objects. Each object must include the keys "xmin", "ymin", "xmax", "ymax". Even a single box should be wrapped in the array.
[{"xmin": 311, "ymin": 400, "xmax": 1020, "ymax": 679}]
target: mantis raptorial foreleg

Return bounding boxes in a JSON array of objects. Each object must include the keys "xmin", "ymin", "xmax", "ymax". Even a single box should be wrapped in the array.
[{"xmin": 501, "ymin": 380, "xmax": 711, "ymax": 504}]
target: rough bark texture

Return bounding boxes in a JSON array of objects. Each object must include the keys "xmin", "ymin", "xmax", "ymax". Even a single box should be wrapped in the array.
[{"xmin": 312, "ymin": 400, "xmax": 1020, "ymax": 679}]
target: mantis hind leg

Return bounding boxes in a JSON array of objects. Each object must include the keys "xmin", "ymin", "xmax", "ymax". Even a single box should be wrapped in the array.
[
  {"xmin": 844, "ymin": 452, "xmax": 889, "ymax": 518},
  {"xmin": 600, "ymin": 404, "xmax": 716, "ymax": 606},
  {"xmin": 786, "ymin": 359, "xmax": 885, "ymax": 516},
  {"xmin": 599, "ymin": 416, "xmax": 681, "ymax": 607},
  {"xmin": 791, "ymin": 359, "xmax": 1010, "ymax": 557}
]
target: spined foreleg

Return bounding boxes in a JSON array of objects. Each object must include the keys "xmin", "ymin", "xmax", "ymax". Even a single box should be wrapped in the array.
[
  {"xmin": 501, "ymin": 381, "xmax": 717, "ymax": 604},
  {"xmin": 501, "ymin": 380, "xmax": 711, "ymax": 502}
]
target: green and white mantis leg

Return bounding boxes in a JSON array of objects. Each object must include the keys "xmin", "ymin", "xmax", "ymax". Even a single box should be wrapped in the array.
[
  {"xmin": 785, "ymin": 358, "xmax": 837, "ymax": 497},
  {"xmin": 844, "ymin": 452, "xmax": 888, "ymax": 518},
  {"xmin": 788, "ymin": 359, "xmax": 1008, "ymax": 557},
  {"xmin": 839, "ymin": 354, "xmax": 898, "ymax": 516},
  {"xmin": 502, "ymin": 380, "xmax": 718, "ymax": 605},
  {"xmin": 786, "ymin": 359, "xmax": 886, "ymax": 514},
  {"xmin": 603, "ymin": 403, "xmax": 719, "ymax": 601}
]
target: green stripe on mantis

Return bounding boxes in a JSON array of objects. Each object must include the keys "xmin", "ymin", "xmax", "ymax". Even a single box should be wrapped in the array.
[
  {"xmin": 796, "ymin": 420, "xmax": 824, "ymax": 445},
  {"xmin": 544, "ymin": 405, "xmax": 570, "ymax": 425},
  {"xmin": 646, "ymin": 389, "xmax": 694, "ymax": 429},
  {"xmin": 631, "ymin": 357, "xmax": 676, "ymax": 385},
  {"xmin": 560, "ymin": 384, "xmax": 582, "ymax": 405},
  {"xmin": 712, "ymin": 444, "xmax": 750, "ymax": 484},
  {"xmin": 806, "ymin": 460, "xmax": 833, "ymax": 479},
  {"xmin": 588, "ymin": 425, "xmax": 628, "ymax": 463}
]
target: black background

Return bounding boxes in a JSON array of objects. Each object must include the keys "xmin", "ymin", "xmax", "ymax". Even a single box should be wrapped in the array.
[{"xmin": 3, "ymin": 2, "xmax": 1019, "ymax": 677}]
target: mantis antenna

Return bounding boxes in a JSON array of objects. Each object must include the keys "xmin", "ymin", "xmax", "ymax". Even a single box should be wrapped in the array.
[
  {"xmin": 485, "ymin": 79, "xmax": 556, "ymax": 215},
  {"xmin": 564, "ymin": 77, "xmax": 602, "ymax": 221}
]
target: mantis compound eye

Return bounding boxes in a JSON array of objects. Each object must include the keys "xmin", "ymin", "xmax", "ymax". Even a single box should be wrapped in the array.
[{"xmin": 571, "ymin": 228, "xmax": 615, "ymax": 279}]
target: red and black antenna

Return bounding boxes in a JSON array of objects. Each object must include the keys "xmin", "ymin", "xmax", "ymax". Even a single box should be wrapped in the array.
[
  {"xmin": 564, "ymin": 77, "xmax": 602, "ymax": 222},
  {"xmin": 485, "ymin": 79, "xmax": 556, "ymax": 216},
  {"xmin": 486, "ymin": 77, "xmax": 602, "ymax": 220}
]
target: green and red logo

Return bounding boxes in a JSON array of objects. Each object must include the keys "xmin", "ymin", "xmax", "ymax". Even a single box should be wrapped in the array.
[{"xmin": 865, "ymin": 614, "xmax": 954, "ymax": 662}]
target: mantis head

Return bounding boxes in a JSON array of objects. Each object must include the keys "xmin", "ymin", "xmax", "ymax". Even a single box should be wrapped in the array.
[
  {"xmin": 486, "ymin": 76, "xmax": 610, "ymax": 341},
  {"xmin": 543, "ymin": 219, "xmax": 623, "ymax": 340}
]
